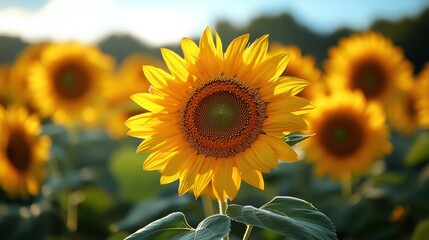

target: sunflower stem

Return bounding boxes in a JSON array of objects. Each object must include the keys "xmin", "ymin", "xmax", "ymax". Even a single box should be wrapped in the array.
[
  {"xmin": 202, "ymin": 196, "xmax": 215, "ymax": 217},
  {"xmin": 218, "ymin": 199, "xmax": 228, "ymax": 215},
  {"xmin": 341, "ymin": 175, "xmax": 352, "ymax": 198},
  {"xmin": 218, "ymin": 199, "xmax": 229, "ymax": 240},
  {"xmin": 242, "ymin": 225, "xmax": 254, "ymax": 240},
  {"xmin": 65, "ymin": 128, "xmax": 79, "ymax": 233}
]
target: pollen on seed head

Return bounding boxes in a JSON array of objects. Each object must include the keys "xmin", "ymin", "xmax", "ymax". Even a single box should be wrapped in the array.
[{"xmin": 180, "ymin": 77, "xmax": 266, "ymax": 158}]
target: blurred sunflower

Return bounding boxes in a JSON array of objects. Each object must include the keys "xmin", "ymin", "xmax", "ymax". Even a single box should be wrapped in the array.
[
  {"xmin": 302, "ymin": 91, "xmax": 392, "ymax": 181},
  {"xmin": 0, "ymin": 106, "xmax": 51, "ymax": 197},
  {"xmin": 29, "ymin": 42, "xmax": 115, "ymax": 127},
  {"xmin": 324, "ymin": 32, "xmax": 413, "ymax": 105},
  {"xmin": 387, "ymin": 79, "xmax": 419, "ymax": 135},
  {"xmin": 9, "ymin": 43, "xmax": 47, "ymax": 111},
  {"xmin": 268, "ymin": 43, "xmax": 323, "ymax": 100},
  {"xmin": 104, "ymin": 54, "xmax": 165, "ymax": 139},
  {"xmin": 126, "ymin": 27, "xmax": 312, "ymax": 201},
  {"xmin": 0, "ymin": 65, "xmax": 11, "ymax": 107},
  {"xmin": 416, "ymin": 63, "xmax": 429, "ymax": 128}
]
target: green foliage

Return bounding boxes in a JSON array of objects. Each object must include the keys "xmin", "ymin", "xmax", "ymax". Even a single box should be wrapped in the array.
[
  {"xmin": 227, "ymin": 196, "xmax": 337, "ymax": 240},
  {"xmin": 124, "ymin": 212, "xmax": 230, "ymax": 240},
  {"xmin": 284, "ymin": 133, "xmax": 315, "ymax": 147},
  {"xmin": 113, "ymin": 195, "xmax": 191, "ymax": 231},
  {"xmin": 412, "ymin": 219, "xmax": 429, "ymax": 240},
  {"xmin": 406, "ymin": 133, "xmax": 429, "ymax": 166}
]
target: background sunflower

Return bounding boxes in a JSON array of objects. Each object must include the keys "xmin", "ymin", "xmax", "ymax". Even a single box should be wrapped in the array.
[
  {"xmin": 1, "ymin": 2, "xmax": 429, "ymax": 240},
  {"xmin": 302, "ymin": 90, "xmax": 392, "ymax": 181},
  {"xmin": 29, "ymin": 42, "xmax": 115, "ymax": 127},
  {"xmin": 0, "ymin": 106, "xmax": 51, "ymax": 198}
]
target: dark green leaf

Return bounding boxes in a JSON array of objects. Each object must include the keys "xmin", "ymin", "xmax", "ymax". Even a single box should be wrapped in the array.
[
  {"xmin": 125, "ymin": 212, "xmax": 192, "ymax": 240},
  {"xmin": 406, "ymin": 133, "xmax": 429, "ymax": 166},
  {"xmin": 412, "ymin": 219, "xmax": 429, "ymax": 240},
  {"xmin": 227, "ymin": 196, "xmax": 337, "ymax": 240},
  {"xmin": 176, "ymin": 214, "xmax": 230, "ymax": 240},
  {"xmin": 125, "ymin": 213, "xmax": 230, "ymax": 240},
  {"xmin": 284, "ymin": 133, "xmax": 315, "ymax": 147}
]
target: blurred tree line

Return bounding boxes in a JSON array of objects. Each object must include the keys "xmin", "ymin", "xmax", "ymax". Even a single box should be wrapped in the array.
[{"xmin": 0, "ymin": 8, "xmax": 428, "ymax": 72}]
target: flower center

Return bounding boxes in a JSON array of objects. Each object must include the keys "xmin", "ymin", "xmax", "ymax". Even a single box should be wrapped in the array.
[
  {"xmin": 6, "ymin": 129, "xmax": 32, "ymax": 172},
  {"xmin": 53, "ymin": 62, "xmax": 91, "ymax": 100},
  {"xmin": 405, "ymin": 96, "xmax": 417, "ymax": 121},
  {"xmin": 180, "ymin": 78, "xmax": 266, "ymax": 158},
  {"xmin": 319, "ymin": 114, "xmax": 364, "ymax": 157},
  {"xmin": 351, "ymin": 60, "xmax": 387, "ymax": 100}
]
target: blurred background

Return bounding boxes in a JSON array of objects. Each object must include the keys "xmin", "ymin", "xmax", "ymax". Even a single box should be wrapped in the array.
[{"xmin": 1, "ymin": 0, "xmax": 429, "ymax": 239}]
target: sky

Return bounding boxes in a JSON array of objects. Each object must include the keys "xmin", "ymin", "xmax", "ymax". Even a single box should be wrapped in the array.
[{"xmin": 0, "ymin": 0, "xmax": 428, "ymax": 46}]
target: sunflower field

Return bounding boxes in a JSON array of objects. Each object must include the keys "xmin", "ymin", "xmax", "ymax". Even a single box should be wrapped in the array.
[{"xmin": 0, "ymin": 7, "xmax": 429, "ymax": 240}]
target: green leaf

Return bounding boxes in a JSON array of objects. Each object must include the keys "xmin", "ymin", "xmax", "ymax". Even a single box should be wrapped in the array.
[
  {"xmin": 125, "ymin": 213, "xmax": 230, "ymax": 240},
  {"xmin": 227, "ymin": 196, "xmax": 337, "ymax": 240},
  {"xmin": 406, "ymin": 133, "xmax": 429, "ymax": 166},
  {"xmin": 284, "ymin": 133, "xmax": 315, "ymax": 147},
  {"xmin": 178, "ymin": 214, "xmax": 231, "ymax": 240},
  {"xmin": 412, "ymin": 219, "xmax": 429, "ymax": 240}
]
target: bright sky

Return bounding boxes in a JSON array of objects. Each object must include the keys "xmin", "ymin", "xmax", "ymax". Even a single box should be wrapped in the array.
[{"xmin": 0, "ymin": 0, "xmax": 428, "ymax": 46}]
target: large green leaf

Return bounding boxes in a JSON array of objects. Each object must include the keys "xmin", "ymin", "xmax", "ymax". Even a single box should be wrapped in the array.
[
  {"xmin": 284, "ymin": 133, "xmax": 315, "ymax": 147},
  {"xmin": 227, "ymin": 196, "xmax": 337, "ymax": 240},
  {"xmin": 125, "ymin": 212, "xmax": 230, "ymax": 240}
]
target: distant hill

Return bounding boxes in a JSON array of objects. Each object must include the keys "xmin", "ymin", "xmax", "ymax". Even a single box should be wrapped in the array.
[
  {"xmin": 1, "ymin": 8, "xmax": 428, "ymax": 72},
  {"xmin": 97, "ymin": 34, "xmax": 162, "ymax": 65},
  {"xmin": 0, "ymin": 35, "xmax": 28, "ymax": 64},
  {"xmin": 214, "ymin": 8, "xmax": 429, "ymax": 73}
]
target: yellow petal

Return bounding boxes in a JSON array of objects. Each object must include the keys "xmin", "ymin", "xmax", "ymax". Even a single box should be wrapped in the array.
[
  {"xmin": 260, "ymin": 77, "xmax": 309, "ymax": 99},
  {"xmin": 181, "ymin": 37, "xmax": 200, "ymax": 64},
  {"xmin": 243, "ymin": 34, "xmax": 269, "ymax": 67},
  {"xmin": 142, "ymin": 65, "xmax": 171, "ymax": 88},
  {"xmin": 178, "ymin": 154, "xmax": 205, "ymax": 196},
  {"xmin": 259, "ymin": 135, "xmax": 298, "ymax": 162},
  {"xmin": 266, "ymin": 95, "xmax": 313, "ymax": 116},
  {"xmin": 235, "ymin": 152, "xmax": 264, "ymax": 190},
  {"xmin": 162, "ymin": 147, "xmax": 196, "ymax": 176},
  {"xmin": 193, "ymin": 156, "xmax": 215, "ymax": 198},
  {"xmin": 252, "ymin": 139, "xmax": 279, "ymax": 169},
  {"xmin": 247, "ymin": 54, "xmax": 289, "ymax": 88},
  {"xmin": 224, "ymin": 33, "xmax": 249, "ymax": 76},
  {"xmin": 143, "ymin": 151, "xmax": 178, "ymax": 171},
  {"xmin": 161, "ymin": 48, "xmax": 189, "ymax": 81},
  {"xmin": 227, "ymin": 159, "xmax": 241, "ymax": 200},
  {"xmin": 243, "ymin": 147, "xmax": 270, "ymax": 173},
  {"xmin": 212, "ymin": 160, "xmax": 228, "ymax": 201},
  {"xmin": 160, "ymin": 172, "xmax": 180, "ymax": 184},
  {"xmin": 136, "ymin": 133, "xmax": 182, "ymax": 152},
  {"xmin": 214, "ymin": 30, "xmax": 223, "ymax": 60},
  {"xmin": 198, "ymin": 27, "xmax": 222, "ymax": 77},
  {"xmin": 263, "ymin": 113, "xmax": 308, "ymax": 137},
  {"xmin": 130, "ymin": 93, "xmax": 165, "ymax": 113}
]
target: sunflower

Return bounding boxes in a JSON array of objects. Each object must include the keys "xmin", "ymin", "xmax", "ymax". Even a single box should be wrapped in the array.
[
  {"xmin": 268, "ymin": 43, "xmax": 323, "ymax": 100},
  {"xmin": 0, "ymin": 106, "xmax": 51, "ymax": 197},
  {"xmin": 416, "ymin": 63, "xmax": 429, "ymax": 128},
  {"xmin": 9, "ymin": 43, "xmax": 47, "ymax": 111},
  {"xmin": 324, "ymin": 32, "xmax": 413, "ymax": 106},
  {"xmin": 302, "ymin": 90, "xmax": 392, "ymax": 181},
  {"xmin": 104, "ymin": 54, "xmax": 166, "ymax": 139},
  {"xmin": 126, "ymin": 27, "xmax": 312, "ymax": 201},
  {"xmin": 0, "ymin": 65, "xmax": 11, "ymax": 107},
  {"xmin": 386, "ymin": 79, "xmax": 419, "ymax": 135},
  {"xmin": 29, "ymin": 42, "xmax": 115, "ymax": 127}
]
